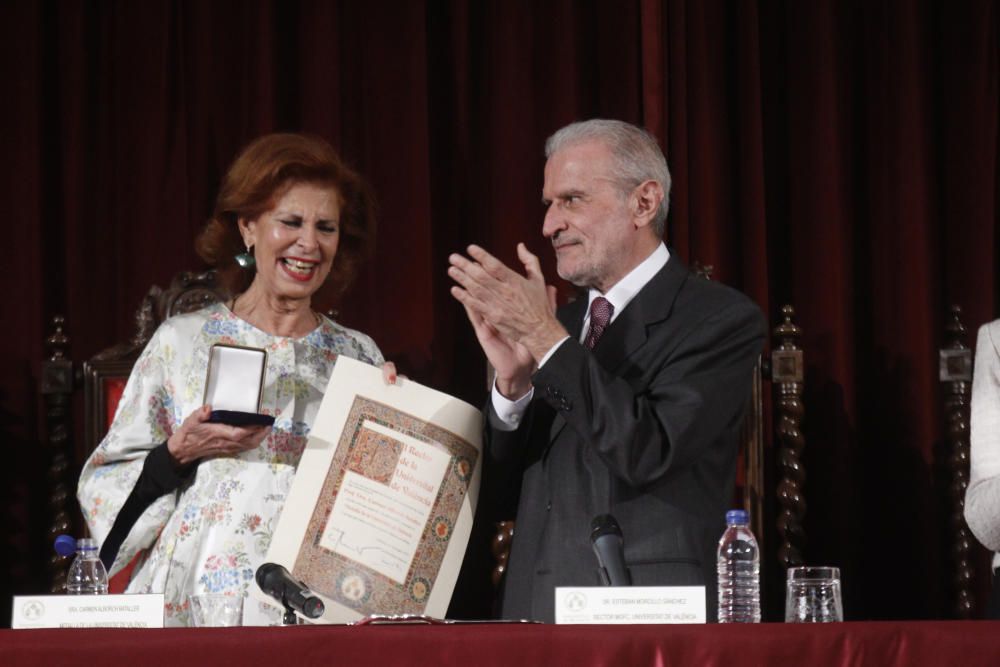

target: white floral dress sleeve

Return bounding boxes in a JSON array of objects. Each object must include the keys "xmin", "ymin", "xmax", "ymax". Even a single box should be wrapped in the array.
[{"xmin": 77, "ymin": 323, "xmax": 189, "ymax": 576}]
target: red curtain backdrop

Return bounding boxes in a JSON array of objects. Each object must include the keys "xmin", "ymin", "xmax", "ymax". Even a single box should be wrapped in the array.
[{"xmin": 0, "ymin": 0, "xmax": 997, "ymax": 624}]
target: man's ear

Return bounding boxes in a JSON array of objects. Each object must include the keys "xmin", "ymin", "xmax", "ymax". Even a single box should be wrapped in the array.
[{"xmin": 631, "ymin": 180, "xmax": 664, "ymax": 229}]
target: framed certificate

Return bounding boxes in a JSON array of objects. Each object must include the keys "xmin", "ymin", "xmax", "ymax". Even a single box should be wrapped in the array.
[{"xmin": 258, "ymin": 356, "xmax": 482, "ymax": 622}]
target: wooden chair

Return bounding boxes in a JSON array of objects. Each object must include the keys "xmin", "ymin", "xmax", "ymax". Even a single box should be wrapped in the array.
[
  {"xmin": 40, "ymin": 317, "xmax": 75, "ymax": 592},
  {"xmin": 489, "ymin": 269, "xmax": 807, "ymax": 620},
  {"xmin": 691, "ymin": 265, "xmax": 807, "ymax": 568},
  {"xmin": 42, "ymin": 270, "xmax": 228, "ymax": 592},
  {"xmin": 938, "ymin": 305, "xmax": 977, "ymax": 618},
  {"xmin": 80, "ymin": 270, "xmax": 229, "ymax": 463}
]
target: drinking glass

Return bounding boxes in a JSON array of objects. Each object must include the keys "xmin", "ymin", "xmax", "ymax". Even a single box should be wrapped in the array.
[
  {"xmin": 784, "ymin": 566, "xmax": 843, "ymax": 622},
  {"xmin": 189, "ymin": 593, "xmax": 244, "ymax": 627}
]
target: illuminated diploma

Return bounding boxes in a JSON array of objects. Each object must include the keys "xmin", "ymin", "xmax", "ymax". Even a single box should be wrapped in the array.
[{"xmin": 259, "ymin": 356, "xmax": 482, "ymax": 623}]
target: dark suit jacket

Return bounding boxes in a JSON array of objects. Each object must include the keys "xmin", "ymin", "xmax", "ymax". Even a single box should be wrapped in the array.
[{"xmin": 485, "ymin": 256, "xmax": 766, "ymax": 623}]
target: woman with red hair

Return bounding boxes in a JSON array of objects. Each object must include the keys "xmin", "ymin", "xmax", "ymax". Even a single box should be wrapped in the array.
[{"xmin": 79, "ymin": 134, "xmax": 391, "ymax": 626}]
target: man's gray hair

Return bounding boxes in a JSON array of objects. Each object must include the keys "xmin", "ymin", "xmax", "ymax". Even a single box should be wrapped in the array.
[{"xmin": 545, "ymin": 119, "xmax": 671, "ymax": 237}]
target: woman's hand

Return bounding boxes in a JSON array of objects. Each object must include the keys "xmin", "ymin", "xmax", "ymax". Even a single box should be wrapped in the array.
[
  {"xmin": 382, "ymin": 361, "xmax": 406, "ymax": 385},
  {"xmin": 167, "ymin": 405, "xmax": 272, "ymax": 465}
]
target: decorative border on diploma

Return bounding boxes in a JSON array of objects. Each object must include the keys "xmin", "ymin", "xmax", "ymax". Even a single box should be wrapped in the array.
[{"xmin": 291, "ymin": 396, "xmax": 478, "ymax": 616}]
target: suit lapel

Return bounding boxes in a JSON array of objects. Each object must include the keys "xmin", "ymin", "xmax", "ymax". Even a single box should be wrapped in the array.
[
  {"xmin": 542, "ymin": 255, "xmax": 691, "ymax": 447},
  {"xmin": 588, "ymin": 256, "xmax": 689, "ymax": 373},
  {"xmin": 544, "ymin": 295, "xmax": 588, "ymax": 444}
]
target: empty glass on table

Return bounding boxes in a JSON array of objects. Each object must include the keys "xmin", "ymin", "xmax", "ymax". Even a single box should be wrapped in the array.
[
  {"xmin": 189, "ymin": 593, "xmax": 244, "ymax": 627},
  {"xmin": 785, "ymin": 566, "xmax": 843, "ymax": 622}
]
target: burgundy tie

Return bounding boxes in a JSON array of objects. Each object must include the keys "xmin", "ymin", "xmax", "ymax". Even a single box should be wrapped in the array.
[{"xmin": 583, "ymin": 297, "xmax": 614, "ymax": 350}]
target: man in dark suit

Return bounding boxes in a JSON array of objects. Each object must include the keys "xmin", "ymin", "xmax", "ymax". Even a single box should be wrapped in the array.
[{"xmin": 448, "ymin": 119, "xmax": 764, "ymax": 623}]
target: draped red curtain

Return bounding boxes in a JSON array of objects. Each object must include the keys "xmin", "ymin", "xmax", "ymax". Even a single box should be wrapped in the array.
[{"xmin": 1, "ymin": 0, "xmax": 997, "ymax": 624}]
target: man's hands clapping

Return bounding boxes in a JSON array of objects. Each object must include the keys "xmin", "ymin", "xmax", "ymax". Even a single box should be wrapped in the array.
[{"xmin": 449, "ymin": 243, "xmax": 566, "ymax": 399}]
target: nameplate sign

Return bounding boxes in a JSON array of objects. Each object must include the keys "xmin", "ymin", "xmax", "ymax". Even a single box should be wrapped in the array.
[
  {"xmin": 554, "ymin": 586, "xmax": 706, "ymax": 624},
  {"xmin": 11, "ymin": 594, "xmax": 164, "ymax": 629}
]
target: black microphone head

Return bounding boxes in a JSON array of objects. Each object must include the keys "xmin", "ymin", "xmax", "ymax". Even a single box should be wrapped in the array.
[
  {"xmin": 255, "ymin": 562, "xmax": 283, "ymax": 594},
  {"xmin": 301, "ymin": 596, "xmax": 326, "ymax": 619},
  {"xmin": 590, "ymin": 514, "xmax": 623, "ymax": 543},
  {"xmin": 256, "ymin": 562, "xmax": 326, "ymax": 619}
]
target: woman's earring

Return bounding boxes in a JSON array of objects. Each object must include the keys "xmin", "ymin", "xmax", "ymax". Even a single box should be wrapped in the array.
[{"xmin": 235, "ymin": 244, "xmax": 256, "ymax": 269}]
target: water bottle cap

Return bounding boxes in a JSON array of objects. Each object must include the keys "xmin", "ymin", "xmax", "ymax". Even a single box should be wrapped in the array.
[
  {"xmin": 726, "ymin": 509, "xmax": 750, "ymax": 525},
  {"xmin": 76, "ymin": 538, "xmax": 99, "ymax": 552},
  {"xmin": 54, "ymin": 534, "xmax": 77, "ymax": 557}
]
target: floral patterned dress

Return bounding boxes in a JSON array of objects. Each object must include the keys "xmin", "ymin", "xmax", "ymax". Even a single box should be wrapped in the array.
[{"xmin": 77, "ymin": 302, "xmax": 383, "ymax": 626}]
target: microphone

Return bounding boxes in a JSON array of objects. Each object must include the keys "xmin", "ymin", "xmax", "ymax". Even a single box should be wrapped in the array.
[
  {"xmin": 255, "ymin": 563, "xmax": 326, "ymax": 620},
  {"xmin": 590, "ymin": 514, "xmax": 631, "ymax": 586}
]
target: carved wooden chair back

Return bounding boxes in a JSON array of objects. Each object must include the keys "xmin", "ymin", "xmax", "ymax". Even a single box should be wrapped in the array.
[
  {"xmin": 41, "ymin": 270, "xmax": 227, "ymax": 591},
  {"xmin": 938, "ymin": 305, "xmax": 978, "ymax": 618},
  {"xmin": 80, "ymin": 270, "xmax": 229, "ymax": 462}
]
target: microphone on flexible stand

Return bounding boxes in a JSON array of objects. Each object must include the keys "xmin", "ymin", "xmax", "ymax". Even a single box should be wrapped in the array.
[
  {"xmin": 255, "ymin": 562, "xmax": 326, "ymax": 624},
  {"xmin": 590, "ymin": 514, "xmax": 631, "ymax": 586}
]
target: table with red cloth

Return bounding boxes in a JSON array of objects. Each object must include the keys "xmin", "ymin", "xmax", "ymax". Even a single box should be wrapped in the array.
[{"xmin": 2, "ymin": 620, "xmax": 999, "ymax": 666}]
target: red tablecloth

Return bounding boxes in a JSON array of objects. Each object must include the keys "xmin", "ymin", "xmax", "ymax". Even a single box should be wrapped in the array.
[{"xmin": 3, "ymin": 620, "xmax": 999, "ymax": 666}]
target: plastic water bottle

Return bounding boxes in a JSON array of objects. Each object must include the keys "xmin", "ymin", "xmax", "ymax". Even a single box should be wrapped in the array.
[
  {"xmin": 716, "ymin": 509, "xmax": 760, "ymax": 622},
  {"xmin": 65, "ymin": 538, "xmax": 109, "ymax": 595}
]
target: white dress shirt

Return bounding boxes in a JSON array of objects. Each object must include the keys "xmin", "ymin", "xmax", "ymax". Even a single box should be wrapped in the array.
[{"xmin": 490, "ymin": 243, "xmax": 670, "ymax": 430}]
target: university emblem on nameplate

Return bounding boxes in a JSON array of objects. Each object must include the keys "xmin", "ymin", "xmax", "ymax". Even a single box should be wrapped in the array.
[
  {"xmin": 21, "ymin": 599, "xmax": 45, "ymax": 622},
  {"xmin": 563, "ymin": 591, "xmax": 587, "ymax": 613}
]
